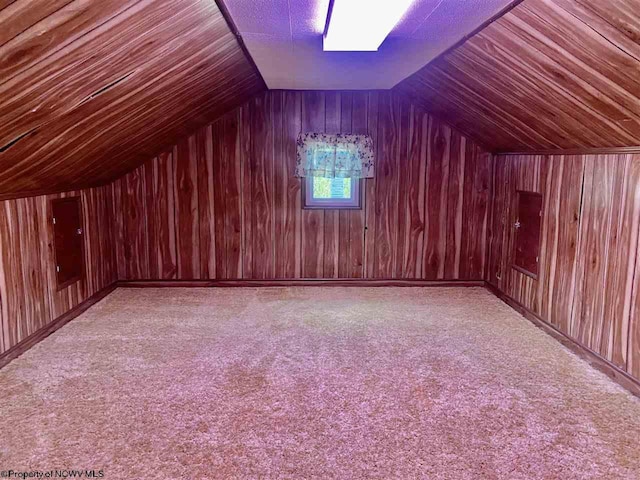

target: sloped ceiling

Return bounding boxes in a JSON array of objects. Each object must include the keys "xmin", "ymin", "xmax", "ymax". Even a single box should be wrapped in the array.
[
  {"xmin": 395, "ymin": 0, "xmax": 640, "ymax": 152},
  {"xmin": 0, "ymin": 0, "xmax": 265, "ymax": 198}
]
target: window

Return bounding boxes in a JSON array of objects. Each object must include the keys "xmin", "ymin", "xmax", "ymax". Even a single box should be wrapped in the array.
[
  {"xmin": 513, "ymin": 190, "xmax": 542, "ymax": 278},
  {"xmin": 303, "ymin": 176, "xmax": 361, "ymax": 209},
  {"xmin": 52, "ymin": 197, "xmax": 85, "ymax": 290}
]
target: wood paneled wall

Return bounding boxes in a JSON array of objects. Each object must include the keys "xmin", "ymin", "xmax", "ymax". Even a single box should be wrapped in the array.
[
  {"xmin": 113, "ymin": 90, "xmax": 492, "ymax": 281},
  {"xmin": 488, "ymin": 153, "xmax": 640, "ymax": 381},
  {"xmin": 0, "ymin": 186, "xmax": 117, "ymax": 355}
]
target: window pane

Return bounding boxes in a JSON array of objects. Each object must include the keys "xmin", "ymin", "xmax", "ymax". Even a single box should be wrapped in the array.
[{"xmin": 312, "ymin": 177, "xmax": 352, "ymax": 199}]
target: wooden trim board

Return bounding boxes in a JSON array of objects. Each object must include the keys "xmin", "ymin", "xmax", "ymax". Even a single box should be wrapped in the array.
[
  {"xmin": 497, "ymin": 146, "xmax": 640, "ymax": 156},
  {"xmin": 485, "ymin": 282, "xmax": 640, "ymax": 398},
  {"xmin": 117, "ymin": 279, "xmax": 486, "ymax": 288},
  {"xmin": 0, "ymin": 283, "xmax": 118, "ymax": 370}
]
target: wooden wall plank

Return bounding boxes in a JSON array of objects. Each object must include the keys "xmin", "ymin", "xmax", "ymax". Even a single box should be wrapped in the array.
[
  {"xmin": 323, "ymin": 92, "xmax": 341, "ymax": 279},
  {"xmin": 444, "ymin": 129, "xmax": 463, "ymax": 280},
  {"xmin": 364, "ymin": 91, "xmax": 379, "ymax": 279},
  {"xmin": 397, "ymin": 105, "xmax": 426, "ymax": 278},
  {"xmin": 173, "ymin": 136, "xmax": 200, "ymax": 279},
  {"xmin": 239, "ymin": 104, "xmax": 254, "ymax": 280},
  {"xmin": 223, "ymin": 114, "xmax": 243, "ymax": 279},
  {"xmin": 301, "ymin": 91, "xmax": 325, "ymax": 278},
  {"xmin": 425, "ymin": 119, "xmax": 451, "ymax": 279},
  {"xmin": 146, "ymin": 152, "xmax": 177, "ymax": 280},
  {"xmin": 111, "ymin": 178, "xmax": 126, "ymax": 280},
  {"xmin": 251, "ymin": 93, "xmax": 275, "ymax": 279},
  {"xmin": 348, "ymin": 92, "xmax": 367, "ymax": 279},
  {"xmin": 122, "ymin": 167, "xmax": 149, "ymax": 280},
  {"xmin": 394, "ymin": 96, "xmax": 411, "ymax": 279},
  {"xmin": 373, "ymin": 91, "xmax": 400, "ymax": 278},
  {"xmin": 197, "ymin": 125, "xmax": 216, "ymax": 279},
  {"xmin": 274, "ymin": 91, "xmax": 303, "ymax": 278},
  {"xmin": 460, "ymin": 147, "xmax": 491, "ymax": 280}
]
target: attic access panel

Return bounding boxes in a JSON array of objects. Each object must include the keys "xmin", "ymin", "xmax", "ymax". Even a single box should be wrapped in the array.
[
  {"xmin": 52, "ymin": 197, "xmax": 85, "ymax": 290},
  {"xmin": 513, "ymin": 191, "xmax": 542, "ymax": 278}
]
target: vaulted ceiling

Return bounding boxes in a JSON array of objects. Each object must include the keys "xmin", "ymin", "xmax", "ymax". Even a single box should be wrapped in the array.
[
  {"xmin": 4, "ymin": 0, "xmax": 640, "ymax": 199},
  {"xmin": 395, "ymin": 0, "xmax": 640, "ymax": 152},
  {"xmin": 0, "ymin": 0, "xmax": 265, "ymax": 198}
]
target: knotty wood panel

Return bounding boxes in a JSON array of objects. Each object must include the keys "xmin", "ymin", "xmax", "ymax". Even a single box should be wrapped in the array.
[
  {"xmin": 174, "ymin": 136, "xmax": 200, "ymax": 280},
  {"xmin": 489, "ymin": 152, "xmax": 640, "ymax": 382},
  {"xmin": 0, "ymin": 0, "xmax": 264, "ymax": 198},
  {"xmin": 251, "ymin": 93, "xmax": 275, "ymax": 279},
  {"xmin": 145, "ymin": 152, "xmax": 177, "ymax": 280},
  {"xmin": 396, "ymin": 0, "xmax": 640, "ymax": 152},
  {"xmin": 120, "ymin": 167, "xmax": 149, "ymax": 280},
  {"xmin": 301, "ymin": 91, "xmax": 325, "ymax": 278},
  {"xmin": 115, "ymin": 90, "xmax": 491, "ymax": 282},
  {"xmin": 274, "ymin": 91, "xmax": 303, "ymax": 279},
  {"xmin": 0, "ymin": 186, "xmax": 117, "ymax": 355}
]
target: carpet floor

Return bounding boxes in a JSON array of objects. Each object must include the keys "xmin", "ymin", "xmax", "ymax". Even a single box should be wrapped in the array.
[{"xmin": 1, "ymin": 287, "xmax": 640, "ymax": 479}]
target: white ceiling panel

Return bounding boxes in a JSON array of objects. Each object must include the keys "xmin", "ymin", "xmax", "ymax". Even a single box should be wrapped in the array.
[{"xmin": 223, "ymin": 0, "xmax": 516, "ymax": 89}]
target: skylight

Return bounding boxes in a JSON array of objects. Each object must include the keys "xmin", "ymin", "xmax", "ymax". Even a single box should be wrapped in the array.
[{"xmin": 323, "ymin": 0, "xmax": 416, "ymax": 51}]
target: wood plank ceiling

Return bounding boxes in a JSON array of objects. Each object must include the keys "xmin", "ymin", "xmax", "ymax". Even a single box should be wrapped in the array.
[
  {"xmin": 0, "ymin": 0, "xmax": 265, "ymax": 198},
  {"xmin": 395, "ymin": 0, "xmax": 640, "ymax": 153}
]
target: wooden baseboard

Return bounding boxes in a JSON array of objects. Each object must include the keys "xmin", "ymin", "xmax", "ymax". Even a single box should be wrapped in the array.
[
  {"xmin": 0, "ymin": 283, "xmax": 118, "ymax": 369},
  {"xmin": 485, "ymin": 282, "xmax": 640, "ymax": 398},
  {"xmin": 117, "ymin": 279, "xmax": 486, "ymax": 288}
]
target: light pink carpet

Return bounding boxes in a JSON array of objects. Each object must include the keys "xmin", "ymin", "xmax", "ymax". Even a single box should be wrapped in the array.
[{"xmin": 1, "ymin": 287, "xmax": 640, "ymax": 479}]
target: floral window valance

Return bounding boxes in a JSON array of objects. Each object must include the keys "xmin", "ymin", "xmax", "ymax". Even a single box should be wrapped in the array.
[{"xmin": 294, "ymin": 133, "xmax": 374, "ymax": 178}]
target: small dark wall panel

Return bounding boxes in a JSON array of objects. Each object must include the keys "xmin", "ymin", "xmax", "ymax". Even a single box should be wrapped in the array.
[
  {"xmin": 489, "ymin": 152, "xmax": 640, "ymax": 385},
  {"xmin": 52, "ymin": 197, "xmax": 84, "ymax": 288},
  {"xmin": 513, "ymin": 191, "xmax": 543, "ymax": 277},
  {"xmin": 0, "ymin": 186, "xmax": 117, "ymax": 355},
  {"xmin": 115, "ymin": 90, "xmax": 491, "ymax": 282}
]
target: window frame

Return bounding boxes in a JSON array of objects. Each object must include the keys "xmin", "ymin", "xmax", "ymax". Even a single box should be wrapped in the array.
[{"xmin": 302, "ymin": 176, "xmax": 362, "ymax": 210}]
